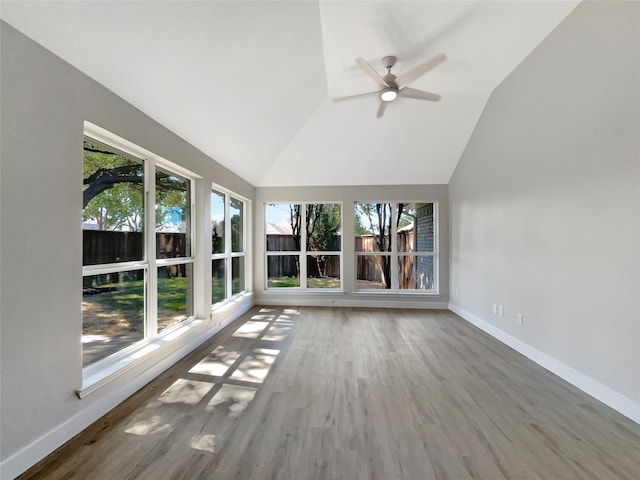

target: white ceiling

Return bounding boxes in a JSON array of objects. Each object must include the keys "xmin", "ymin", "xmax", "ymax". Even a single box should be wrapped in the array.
[{"xmin": 1, "ymin": 0, "xmax": 579, "ymax": 187}]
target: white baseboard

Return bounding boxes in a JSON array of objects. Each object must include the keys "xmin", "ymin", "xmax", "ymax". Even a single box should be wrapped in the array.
[
  {"xmin": 256, "ymin": 295, "xmax": 449, "ymax": 310},
  {"xmin": 449, "ymin": 303, "xmax": 640, "ymax": 425},
  {"xmin": 0, "ymin": 296, "xmax": 254, "ymax": 480}
]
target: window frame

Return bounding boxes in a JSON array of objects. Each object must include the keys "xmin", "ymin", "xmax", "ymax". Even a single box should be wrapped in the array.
[
  {"xmin": 82, "ymin": 124, "xmax": 198, "ymax": 371},
  {"xmin": 264, "ymin": 202, "xmax": 343, "ymax": 291},
  {"xmin": 211, "ymin": 184, "xmax": 250, "ymax": 309},
  {"xmin": 354, "ymin": 201, "xmax": 439, "ymax": 294}
]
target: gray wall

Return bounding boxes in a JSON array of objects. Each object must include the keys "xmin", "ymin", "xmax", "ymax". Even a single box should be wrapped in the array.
[
  {"xmin": 0, "ymin": 22, "xmax": 254, "ymax": 476},
  {"xmin": 254, "ymin": 185, "xmax": 449, "ymax": 308},
  {"xmin": 449, "ymin": 1, "xmax": 639, "ymax": 409}
]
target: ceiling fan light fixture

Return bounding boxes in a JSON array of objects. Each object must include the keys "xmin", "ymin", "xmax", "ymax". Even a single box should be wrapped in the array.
[{"xmin": 380, "ymin": 88, "xmax": 397, "ymax": 102}]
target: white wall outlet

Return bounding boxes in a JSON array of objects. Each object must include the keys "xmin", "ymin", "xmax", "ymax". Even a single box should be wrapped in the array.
[
  {"xmin": 517, "ymin": 313, "xmax": 524, "ymax": 325},
  {"xmin": 498, "ymin": 305, "xmax": 504, "ymax": 317},
  {"xmin": 455, "ymin": 288, "xmax": 459, "ymax": 297},
  {"xmin": 492, "ymin": 303, "xmax": 498, "ymax": 314}
]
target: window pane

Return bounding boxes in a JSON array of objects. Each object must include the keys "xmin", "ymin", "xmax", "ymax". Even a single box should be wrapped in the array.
[
  {"xmin": 158, "ymin": 264, "xmax": 194, "ymax": 332},
  {"xmin": 83, "ymin": 139, "xmax": 144, "ymax": 265},
  {"xmin": 212, "ymin": 258, "xmax": 226, "ymax": 304},
  {"xmin": 356, "ymin": 254, "xmax": 391, "ymax": 289},
  {"xmin": 398, "ymin": 255, "xmax": 435, "ymax": 290},
  {"xmin": 211, "ymin": 190, "xmax": 225, "ymax": 254},
  {"xmin": 307, "ymin": 255, "xmax": 340, "ymax": 288},
  {"xmin": 82, "ymin": 270, "xmax": 145, "ymax": 366},
  {"xmin": 306, "ymin": 204, "xmax": 341, "ymax": 252},
  {"xmin": 266, "ymin": 203, "xmax": 300, "ymax": 251},
  {"xmin": 230, "ymin": 197, "xmax": 244, "ymax": 252},
  {"xmin": 398, "ymin": 202, "xmax": 434, "ymax": 253},
  {"xmin": 354, "ymin": 203, "xmax": 391, "ymax": 252},
  {"xmin": 267, "ymin": 255, "xmax": 300, "ymax": 287},
  {"xmin": 232, "ymin": 256, "xmax": 245, "ymax": 295},
  {"xmin": 156, "ymin": 167, "xmax": 190, "ymax": 258}
]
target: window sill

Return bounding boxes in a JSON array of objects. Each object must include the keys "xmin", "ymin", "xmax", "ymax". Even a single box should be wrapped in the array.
[
  {"xmin": 211, "ymin": 291, "xmax": 254, "ymax": 318},
  {"xmin": 353, "ymin": 290, "xmax": 440, "ymax": 297},
  {"xmin": 78, "ymin": 317, "xmax": 207, "ymax": 399},
  {"xmin": 263, "ymin": 288, "xmax": 346, "ymax": 295}
]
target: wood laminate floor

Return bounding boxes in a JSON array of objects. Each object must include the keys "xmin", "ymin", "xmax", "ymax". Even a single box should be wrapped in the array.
[{"xmin": 20, "ymin": 307, "xmax": 640, "ymax": 479}]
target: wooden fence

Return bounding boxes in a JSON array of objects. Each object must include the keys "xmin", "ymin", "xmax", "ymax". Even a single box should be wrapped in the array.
[
  {"xmin": 83, "ymin": 231, "xmax": 188, "ymax": 288},
  {"xmin": 83, "ymin": 231, "xmax": 428, "ymax": 287},
  {"xmin": 83, "ymin": 230, "xmax": 189, "ymax": 265},
  {"xmin": 267, "ymin": 232, "xmax": 416, "ymax": 284}
]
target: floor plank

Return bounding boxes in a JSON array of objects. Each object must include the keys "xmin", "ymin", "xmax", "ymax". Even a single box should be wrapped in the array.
[{"xmin": 19, "ymin": 306, "xmax": 640, "ymax": 480}]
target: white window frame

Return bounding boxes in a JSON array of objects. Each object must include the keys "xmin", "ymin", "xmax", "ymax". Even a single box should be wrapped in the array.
[
  {"xmin": 354, "ymin": 201, "xmax": 439, "ymax": 294},
  {"xmin": 264, "ymin": 202, "xmax": 343, "ymax": 291},
  {"xmin": 82, "ymin": 123, "xmax": 198, "ymax": 375},
  {"xmin": 211, "ymin": 184, "xmax": 250, "ymax": 310}
]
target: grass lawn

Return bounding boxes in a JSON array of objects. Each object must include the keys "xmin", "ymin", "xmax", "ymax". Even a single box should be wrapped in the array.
[
  {"xmin": 87, "ymin": 277, "xmax": 188, "ymax": 312},
  {"xmin": 268, "ymin": 276, "xmax": 340, "ymax": 288}
]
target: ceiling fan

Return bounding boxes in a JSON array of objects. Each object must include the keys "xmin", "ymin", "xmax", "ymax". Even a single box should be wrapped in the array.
[{"xmin": 333, "ymin": 53, "xmax": 446, "ymax": 118}]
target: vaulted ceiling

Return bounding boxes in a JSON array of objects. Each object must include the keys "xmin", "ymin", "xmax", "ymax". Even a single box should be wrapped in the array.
[{"xmin": 1, "ymin": 1, "xmax": 579, "ymax": 186}]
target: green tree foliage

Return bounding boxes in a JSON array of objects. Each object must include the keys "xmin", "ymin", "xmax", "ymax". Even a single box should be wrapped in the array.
[
  {"xmin": 307, "ymin": 204, "xmax": 340, "ymax": 251},
  {"xmin": 83, "ymin": 141, "xmax": 189, "ymax": 232},
  {"xmin": 355, "ymin": 212, "xmax": 371, "ymax": 235},
  {"xmin": 211, "ymin": 192, "xmax": 225, "ymax": 254},
  {"xmin": 230, "ymin": 198, "xmax": 243, "ymax": 251},
  {"xmin": 284, "ymin": 203, "xmax": 341, "ymax": 279},
  {"xmin": 156, "ymin": 184, "xmax": 189, "ymax": 231},
  {"xmin": 355, "ymin": 203, "xmax": 407, "ymax": 289},
  {"xmin": 83, "ymin": 142, "xmax": 144, "ymax": 231},
  {"xmin": 306, "ymin": 204, "xmax": 341, "ymax": 278}
]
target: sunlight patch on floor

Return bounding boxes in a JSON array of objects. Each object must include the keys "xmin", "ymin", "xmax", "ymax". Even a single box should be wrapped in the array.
[
  {"xmin": 124, "ymin": 415, "xmax": 173, "ymax": 436},
  {"xmin": 156, "ymin": 378, "xmax": 214, "ymax": 405},
  {"xmin": 232, "ymin": 320, "xmax": 270, "ymax": 338},
  {"xmin": 206, "ymin": 384, "xmax": 258, "ymax": 417},
  {"xmin": 190, "ymin": 433, "xmax": 216, "ymax": 453},
  {"xmin": 262, "ymin": 324, "xmax": 292, "ymax": 341},
  {"xmin": 189, "ymin": 346, "xmax": 241, "ymax": 377},
  {"xmin": 230, "ymin": 348, "xmax": 279, "ymax": 383}
]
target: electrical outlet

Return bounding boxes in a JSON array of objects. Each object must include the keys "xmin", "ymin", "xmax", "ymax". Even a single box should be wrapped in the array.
[
  {"xmin": 492, "ymin": 304, "xmax": 498, "ymax": 314},
  {"xmin": 455, "ymin": 289, "xmax": 459, "ymax": 297},
  {"xmin": 517, "ymin": 313, "xmax": 524, "ymax": 325},
  {"xmin": 498, "ymin": 305, "xmax": 504, "ymax": 317}
]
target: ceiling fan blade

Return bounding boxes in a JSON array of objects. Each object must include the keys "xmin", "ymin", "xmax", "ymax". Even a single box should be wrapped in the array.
[
  {"xmin": 356, "ymin": 57, "xmax": 390, "ymax": 88},
  {"xmin": 396, "ymin": 53, "xmax": 447, "ymax": 89},
  {"xmin": 399, "ymin": 87, "xmax": 441, "ymax": 102},
  {"xmin": 333, "ymin": 91, "xmax": 381, "ymax": 102},
  {"xmin": 377, "ymin": 101, "xmax": 388, "ymax": 118}
]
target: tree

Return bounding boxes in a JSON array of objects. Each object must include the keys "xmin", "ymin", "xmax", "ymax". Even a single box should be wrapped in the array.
[
  {"xmin": 230, "ymin": 197, "xmax": 243, "ymax": 251},
  {"xmin": 306, "ymin": 204, "xmax": 340, "ymax": 278},
  {"xmin": 356, "ymin": 203, "xmax": 406, "ymax": 289},
  {"xmin": 355, "ymin": 212, "xmax": 371, "ymax": 235},
  {"xmin": 284, "ymin": 203, "xmax": 341, "ymax": 279},
  {"xmin": 83, "ymin": 141, "xmax": 188, "ymax": 231},
  {"xmin": 83, "ymin": 144, "xmax": 144, "ymax": 231}
]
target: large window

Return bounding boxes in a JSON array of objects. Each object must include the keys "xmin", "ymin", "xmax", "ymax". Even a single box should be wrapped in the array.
[
  {"xmin": 211, "ymin": 187, "xmax": 247, "ymax": 307},
  {"xmin": 265, "ymin": 203, "xmax": 342, "ymax": 289},
  {"xmin": 156, "ymin": 167, "xmax": 194, "ymax": 332},
  {"xmin": 82, "ymin": 134, "xmax": 196, "ymax": 367},
  {"xmin": 355, "ymin": 202, "xmax": 437, "ymax": 292}
]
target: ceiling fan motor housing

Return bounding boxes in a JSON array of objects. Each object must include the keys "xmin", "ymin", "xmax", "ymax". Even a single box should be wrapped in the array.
[{"xmin": 381, "ymin": 55, "xmax": 397, "ymax": 69}]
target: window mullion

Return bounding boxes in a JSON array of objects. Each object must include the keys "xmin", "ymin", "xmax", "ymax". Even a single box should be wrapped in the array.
[
  {"xmin": 390, "ymin": 204, "xmax": 399, "ymax": 291},
  {"xmin": 146, "ymin": 160, "xmax": 157, "ymax": 337},
  {"xmin": 225, "ymin": 194, "xmax": 232, "ymax": 300},
  {"xmin": 300, "ymin": 205, "xmax": 307, "ymax": 288}
]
